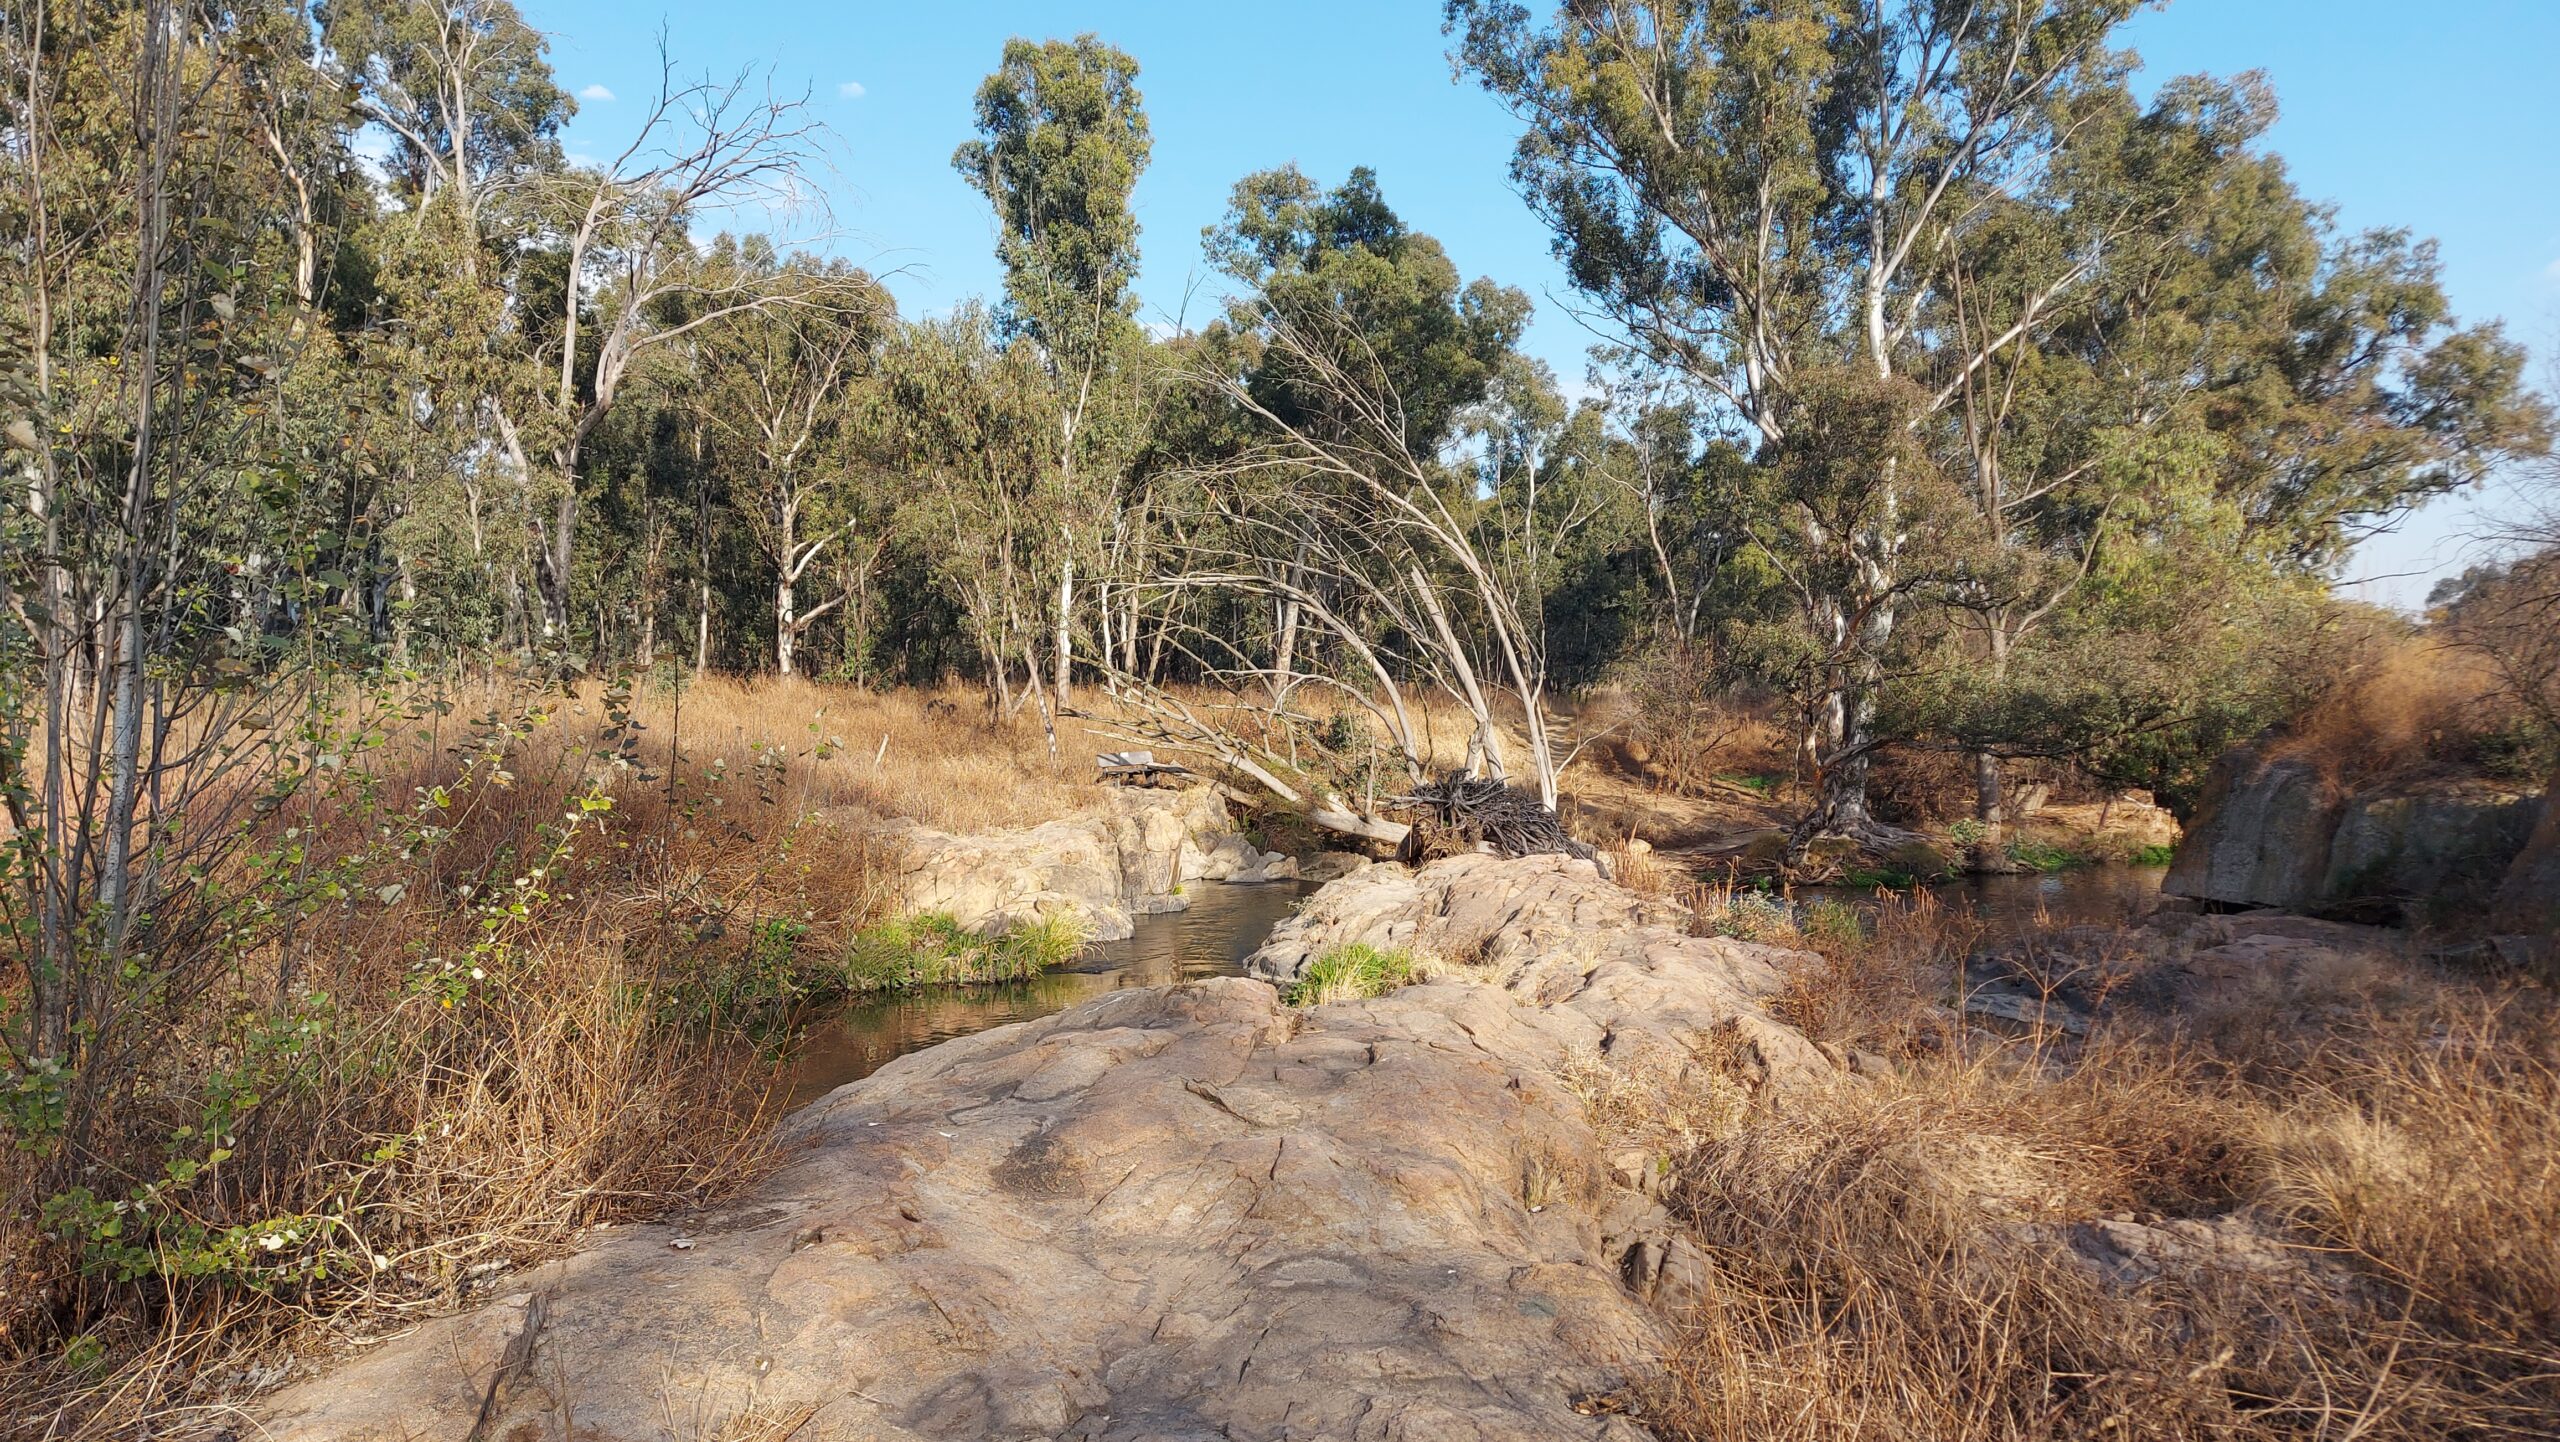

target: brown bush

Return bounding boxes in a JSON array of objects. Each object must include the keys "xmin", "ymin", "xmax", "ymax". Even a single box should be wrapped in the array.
[{"xmin": 2269, "ymin": 628, "xmax": 2543, "ymax": 788}]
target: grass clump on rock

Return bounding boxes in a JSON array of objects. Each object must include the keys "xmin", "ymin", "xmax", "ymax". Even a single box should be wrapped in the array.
[
  {"xmin": 842, "ymin": 910, "xmax": 1092, "ymax": 993},
  {"xmin": 1286, "ymin": 943, "xmax": 1427, "ymax": 1007}
]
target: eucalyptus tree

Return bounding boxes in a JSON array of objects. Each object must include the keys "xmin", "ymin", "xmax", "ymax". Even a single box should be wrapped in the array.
[
  {"xmin": 1450, "ymin": 0, "xmax": 2163, "ymax": 838},
  {"xmin": 1451, "ymin": 0, "xmax": 2547, "ymax": 842},
  {"xmin": 683, "ymin": 244, "xmax": 890, "ymax": 676},
  {"xmin": 954, "ymin": 34, "xmax": 1154, "ymax": 705},
  {"xmin": 1204, "ymin": 165, "xmax": 1530, "ymax": 698},
  {"xmin": 515, "ymin": 58, "xmax": 838, "ymax": 648},
  {"xmin": 1918, "ymin": 74, "xmax": 2546, "ymax": 829},
  {"xmin": 876, "ymin": 308, "xmax": 1065, "ymax": 711}
]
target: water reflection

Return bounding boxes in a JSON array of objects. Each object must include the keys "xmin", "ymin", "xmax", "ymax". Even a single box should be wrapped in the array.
[{"xmin": 780, "ymin": 881, "xmax": 1309, "ymax": 1109}]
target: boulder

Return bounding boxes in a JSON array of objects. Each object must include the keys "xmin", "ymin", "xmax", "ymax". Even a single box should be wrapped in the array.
[
  {"xmin": 254, "ymin": 858, "xmax": 1843, "ymax": 1442},
  {"xmin": 2323, "ymin": 786, "xmax": 2540, "ymax": 911},
  {"xmin": 1297, "ymin": 850, "xmax": 1374, "ymax": 883},
  {"xmin": 1187, "ymin": 831, "xmax": 1301, "ymax": 885},
  {"xmin": 2165, "ymin": 745, "xmax": 2543, "ymax": 920},
  {"xmin": 857, "ymin": 786, "xmax": 1264, "ymax": 941},
  {"xmin": 2493, "ymin": 767, "xmax": 2560, "ymax": 938},
  {"xmin": 2164, "ymin": 749, "xmax": 2343, "ymax": 910}
]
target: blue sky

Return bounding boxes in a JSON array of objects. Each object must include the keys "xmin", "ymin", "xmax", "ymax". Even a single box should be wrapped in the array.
[{"xmin": 530, "ymin": 0, "xmax": 2560, "ymax": 607}]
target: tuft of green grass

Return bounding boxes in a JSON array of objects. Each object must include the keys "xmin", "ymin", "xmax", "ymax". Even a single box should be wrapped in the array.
[
  {"xmin": 1699, "ymin": 888, "xmax": 1800, "ymax": 943},
  {"xmin": 841, "ymin": 909, "xmax": 1092, "ymax": 993},
  {"xmin": 2004, "ymin": 837, "xmax": 2086, "ymax": 873},
  {"xmin": 1718, "ymin": 773, "xmax": 1781, "ymax": 795},
  {"xmin": 2128, "ymin": 842, "xmax": 2177, "ymax": 868},
  {"xmin": 1285, "ymin": 943, "xmax": 1425, "ymax": 1007},
  {"xmin": 992, "ymin": 910, "xmax": 1093, "ymax": 973},
  {"xmin": 1801, "ymin": 900, "xmax": 1867, "ymax": 949}
]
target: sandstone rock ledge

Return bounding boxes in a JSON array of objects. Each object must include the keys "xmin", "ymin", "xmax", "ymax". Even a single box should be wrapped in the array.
[
  {"xmin": 255, "ymin": 857, "xmax": 1835, "ymax": 1442},
  {"xmin": 845, "ymin": 785, "xmax": 1300, "ymax": 941}
]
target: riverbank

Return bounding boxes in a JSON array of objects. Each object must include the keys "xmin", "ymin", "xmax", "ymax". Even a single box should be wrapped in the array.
[{"xmin": 249, "ymin": 852, "xmax": 2558, "ymax": 1441}]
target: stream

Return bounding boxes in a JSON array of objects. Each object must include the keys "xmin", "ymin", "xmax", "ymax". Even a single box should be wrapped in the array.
[
  {"xmin": 780, "ymin": 880, "xmax": 1312, "ymax": 1109},
  {"xmin": 780, "ymin": 863, "xmax": 2168, "ymax": 1111}
]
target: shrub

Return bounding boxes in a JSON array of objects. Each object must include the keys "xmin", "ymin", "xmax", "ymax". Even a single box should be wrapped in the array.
[
  {"xmin": 1797, "ymin": 900, "xmax": 1865, "ymax": 949},
  {"xmin": 2128, "ymin": 842, "xmax": 2177, "ymax": 867},
  {"xmin": 1624, "ymin": 900, "xmax": 2560, "ymax": 1442},
  {"xmin": 1285, "ymin": 943, "xmax": 1424, "ymax": 1007}
]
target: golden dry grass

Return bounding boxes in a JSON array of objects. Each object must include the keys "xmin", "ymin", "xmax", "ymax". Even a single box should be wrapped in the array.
[
  {"xmin": 2268, "ymin": 633, "xmax": 2514, "ymax": 786},
  {"xmin": 629, "ymin": 674, "xmax": 1104, "ymax": 832},
  {"xmin": 1621, "ymin": 898, "xmax": 2560, "ymax": 1442}
]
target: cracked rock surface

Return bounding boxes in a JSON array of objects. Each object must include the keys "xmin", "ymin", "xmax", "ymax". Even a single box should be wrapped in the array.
[{"xmin": 254, "ymin": 856, "xmax": 1832, "ymax": 1442}]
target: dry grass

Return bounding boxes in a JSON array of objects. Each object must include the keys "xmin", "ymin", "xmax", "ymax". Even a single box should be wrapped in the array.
[
  {"xmin": 0, "ymin": 673, "xmax": 1106, "ymax": 1438},
  {"xmin": 1623, "ymin": 898, "xmax": 2560, "ymax": 1442},
  {"xmin": 2269, "ymin": 633, "xmax": 2528, "ymax": 787},
  {"xmin": 631, "ymin": 674, "xmax": 1102, "ymax": 833}
]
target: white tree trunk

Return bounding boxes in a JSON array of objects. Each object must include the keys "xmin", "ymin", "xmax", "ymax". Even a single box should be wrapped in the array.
[{"xmin": 1053, "ymin": 550, "xmax": 1074, "ymax": 708}]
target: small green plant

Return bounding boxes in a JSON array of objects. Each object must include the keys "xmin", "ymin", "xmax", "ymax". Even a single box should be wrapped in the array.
[
  {"xmin": 1700, "ymin": 889, "xmax": 1797, "ymax": 942},
  {"xmin": 2128, "ymin": 842, "xmax": 2177, "ymax": 867},
  {"xmin": 1840, "ymin": 866, "xmax": 1917, "ymax": 891},
  {"xmin": 1801, "ymin": 900, "xmax": 1867, "ymax": 948},
  {"xmin": 1286, "ymin": 943, "xmax": 1423, "ymax": 1007},
  {"xmin": 2004, "ymin": 837, "xmax": 2084, "ymax": 873},
  {"xmin": 840, "ymin": 910, "xmax": 1091, "ymax": 993},
  {"xmin": 990, "ymin": 910, "xmax": 1093, "ymax": 973},
  {"xmin": 1947, "ymin": 817, "xmax": 1988, "ymax": 848},
  {"xmin": 1717, "ymin": 773, "xmax": 1780, "ymax": 795}
]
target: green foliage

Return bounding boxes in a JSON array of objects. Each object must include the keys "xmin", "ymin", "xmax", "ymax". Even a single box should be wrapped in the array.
[
  {"xmin": 2006, "ymin": 838, "xmax": 2086, "ymax": 874},
  {"xmin": 1285, "ymin": 943, "xmax": 1424, "ymax": 1007},
  {"xmin": 839, "ymin": 910, "xmax": 1094, "ymax": 995},
  {"xmin": 2129, "ymin": 843, "xmax": 2178, "ymax": 868},
  {"xmin": 954, "ymin": 35, "xmax": 1152, "ymax": 348},
  {"xmin": 1700, "ymin": 890, "xmax": 1798, "ymax": 943},
  {"xmin": 1800, "ymin": 901, "xmax": 1867, "ymax": 950}
]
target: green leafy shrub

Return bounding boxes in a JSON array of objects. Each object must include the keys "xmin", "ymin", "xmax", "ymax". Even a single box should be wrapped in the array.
[
  {"xmin": 1285, "ymin": 943, "xmax": 1424, "ymax": 1007},
  {"xmin": 2128, "ymin": 842, "xmax": 2178, "ymax": 868}
]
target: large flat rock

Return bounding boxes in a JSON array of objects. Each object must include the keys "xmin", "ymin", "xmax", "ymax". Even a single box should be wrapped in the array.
[{"xmin": 256, "ymin": 857, "xmax": 1831, "ymax": 1442}]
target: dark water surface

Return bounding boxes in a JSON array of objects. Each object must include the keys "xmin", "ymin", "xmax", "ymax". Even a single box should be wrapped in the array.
[{"xmin": 780, "ymin": 881, "xmax": 1310, "ymax": 1109}]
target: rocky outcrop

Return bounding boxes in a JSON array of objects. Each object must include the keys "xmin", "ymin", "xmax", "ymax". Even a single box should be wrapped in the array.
[
  {"xmin": 255, "ymin": 857, "xmax": 1838, "ymax": 1442},
  {"xmin": 2163, "ymin": 750, "xmax": 2346, "ymax": 910},
  {"xmin": 2493, "ymin": 767, "xmax": 2560, "ymax": 939},
  {"xmin": 2165, "ymin": 745, "xmax": 2543, "ymax": 920},
  {"xmin": 1971, "ymin": 908, "xmax": 2406, "ymax": 1025},
  {"xmin": 1248, "ymin": 853, "xmax": 1834, "ymax": 1084},
  {"xmin": 858, "ymin": 786, "xmax": 1298, "ymax": 941}
]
